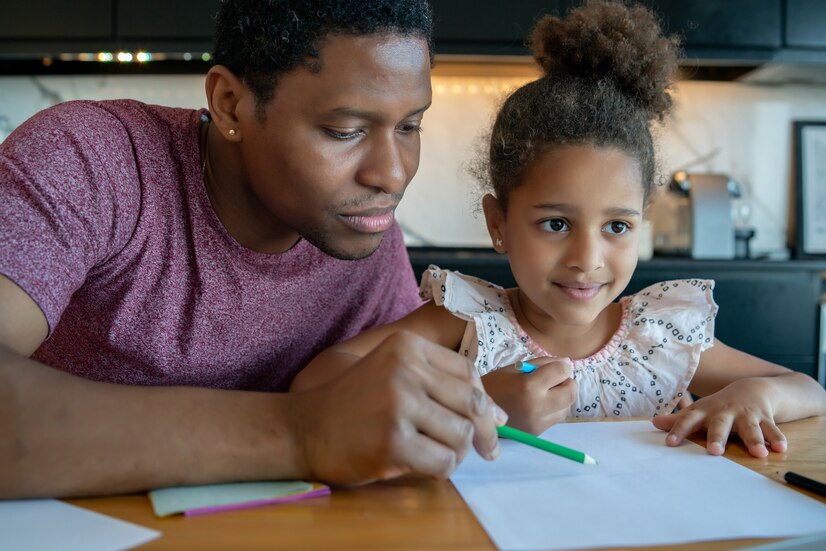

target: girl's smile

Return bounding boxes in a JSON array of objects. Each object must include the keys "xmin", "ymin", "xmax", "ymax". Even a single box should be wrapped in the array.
[{"xmin": 552, "ymin": 280, "xmax": 608, "ymax": 302}]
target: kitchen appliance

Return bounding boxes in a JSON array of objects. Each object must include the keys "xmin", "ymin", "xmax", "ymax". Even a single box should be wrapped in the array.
[{"xmin": 648, "ymin": 172, "xmax": 749, "ymax": 259}]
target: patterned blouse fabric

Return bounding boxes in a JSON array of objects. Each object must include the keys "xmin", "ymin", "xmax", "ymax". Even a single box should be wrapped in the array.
[{"xmin": 418, "ymin": 265, "xmax": 718, "ymax": 418}]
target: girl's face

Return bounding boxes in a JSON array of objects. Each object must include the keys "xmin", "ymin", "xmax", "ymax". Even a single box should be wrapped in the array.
[{"xmin": 484, "ymin": 145, "xmax": 645, "ymax": 329}]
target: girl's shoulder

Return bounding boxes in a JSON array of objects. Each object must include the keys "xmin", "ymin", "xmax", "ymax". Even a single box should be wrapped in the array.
[
  {"xmin": 622, "ymin": 279, "xmax": 717, "ymax": 312},
  {"xmin": 570, "ymin": 280, "xmax": 717, "ymax": 417},
  {"xmin": 418, "ymin": 265, "xmax": 510, "ymax": 318},
  {"xmin": 619, "ymin": 279, "xmax": 718, "ymax": 352}
]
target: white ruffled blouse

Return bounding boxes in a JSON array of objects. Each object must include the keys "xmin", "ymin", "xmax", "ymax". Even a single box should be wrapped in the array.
[{"xmin": 418, "ymin": 265, "xmax": 718, "ymax": 418}]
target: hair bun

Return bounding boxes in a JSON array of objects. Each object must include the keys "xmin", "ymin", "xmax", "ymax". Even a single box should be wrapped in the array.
[{"xmin": 530, "ymin": 0, "xmax": 680, "ymax": 121}]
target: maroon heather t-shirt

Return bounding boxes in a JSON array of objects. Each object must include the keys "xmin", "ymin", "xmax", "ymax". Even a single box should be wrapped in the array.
[{"xmin": 0, "ymin": 99, "xmax": 422, "ymax": 391}]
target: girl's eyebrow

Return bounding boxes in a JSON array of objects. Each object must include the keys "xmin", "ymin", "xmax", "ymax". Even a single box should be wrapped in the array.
[
  {"xmin": 532, "ymin": 203, "xmax": 642, "ymax": 218},
  {"xmin": 532, "ymin": 202, "xmax": 572, "ymax": 211},
  {"xmin": 605, "ymin": 207, "xmax": 642, "ymax": 217}
]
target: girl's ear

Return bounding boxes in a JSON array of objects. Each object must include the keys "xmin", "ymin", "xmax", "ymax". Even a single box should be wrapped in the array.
[
  {"xmin": 204, "ymin": 65, "xmax": 246, "ymax": 142},
  {"xmin": 482, "ymin": 194, "xmax": 507, "ymax": 253}
]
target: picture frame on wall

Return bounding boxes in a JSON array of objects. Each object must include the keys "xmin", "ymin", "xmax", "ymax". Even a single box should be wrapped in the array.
[{"xmin": 794, "ymin": 120, "xmax": 826, "ymax": 258}]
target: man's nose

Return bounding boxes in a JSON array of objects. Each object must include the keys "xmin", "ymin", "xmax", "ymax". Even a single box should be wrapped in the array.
[{"xmin": 355, "ymin": 132, "xmax": 409, "ymax": 194}]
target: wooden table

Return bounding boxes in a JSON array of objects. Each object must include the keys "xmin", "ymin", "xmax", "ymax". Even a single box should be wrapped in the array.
[{"xmin": 67, "ymin": 417, "xmax": 826, "ymax": 550}]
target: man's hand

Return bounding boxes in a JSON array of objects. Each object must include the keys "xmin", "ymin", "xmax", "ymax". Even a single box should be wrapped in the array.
[
  {"xmin": 481, "ymin": 357, "xmax": 576, "ymax": 435},
  {"xmin": 290, "ymin": 331, "xmax": 506, "ymax": 485}
]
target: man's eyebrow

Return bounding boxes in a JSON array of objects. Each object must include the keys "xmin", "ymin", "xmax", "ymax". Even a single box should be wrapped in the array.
[{"xmin": 329, "ymin": 102, "xmax": 432, "ymax": 120}]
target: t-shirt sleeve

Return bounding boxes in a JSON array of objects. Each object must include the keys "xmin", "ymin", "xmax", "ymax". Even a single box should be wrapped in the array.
[{"xmin": 0, "ymin": 101, "xmax": 140, "ymax": 334}]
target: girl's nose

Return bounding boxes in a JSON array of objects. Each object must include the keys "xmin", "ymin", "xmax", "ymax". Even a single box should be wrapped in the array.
[{"xmin": 565, "ymin": 231, "xmax": 605, "ymax": 273}]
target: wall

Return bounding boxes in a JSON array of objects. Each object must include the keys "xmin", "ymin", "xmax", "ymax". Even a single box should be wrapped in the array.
[{"xmin": 1, "ymin": 66, "xmax": 825, "ymax": 257}]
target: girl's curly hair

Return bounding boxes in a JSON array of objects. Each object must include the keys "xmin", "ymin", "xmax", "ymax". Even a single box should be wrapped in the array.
[{"xmin": 480, "ymin": 0, "xmax": 680, "ymax": 209}]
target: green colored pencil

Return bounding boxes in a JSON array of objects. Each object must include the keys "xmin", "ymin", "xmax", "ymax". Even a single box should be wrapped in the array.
[{"xmin": 496, "ymin": 425, "xmax": 598, "ymax": 465}]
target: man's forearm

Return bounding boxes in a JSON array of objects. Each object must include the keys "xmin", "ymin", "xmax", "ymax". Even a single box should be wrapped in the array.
[
  {"xmin": 291, "ymin": 350, "xmax": 363, "ymax": 391},
  {"xmin": 0, "ymin": 346, "xmax": 305, "ymax": 499}
]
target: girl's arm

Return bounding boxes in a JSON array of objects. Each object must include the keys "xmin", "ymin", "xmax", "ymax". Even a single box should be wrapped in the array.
[
  {"xmin": 653, "ymin": 339, "xmax": 826, "ymax": 457},
  {"xmin": 691, "ymin": 340, "xmax": 826, "ymax": 422},
  {"xmin": 291, "ymin": 300, "xmax": 467, "ymax": 391}
]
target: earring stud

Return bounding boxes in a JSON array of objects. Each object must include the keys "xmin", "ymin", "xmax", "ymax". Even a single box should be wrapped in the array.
[
  {"xmin": 495, "ymin": 239, "xmax": 503, "ymax": 247},
  {"xmin": 228, "ymin": 129, "xmax": 237, "ymax": 136}
]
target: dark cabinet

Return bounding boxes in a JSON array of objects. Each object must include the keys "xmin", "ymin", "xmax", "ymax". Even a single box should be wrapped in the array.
[
  {"xmin": 0, "ymin": 0, "xmax": 216, "ymax": 57},
  {"xmin": 430, "ymin": 0, "xmax": 783, "ymax": 61},
  {"xmin": 0, "ymin": 1, "xmax": 112, "ymax": 39},
  {"xmin": 116, "ymin": 0, "xmax": 219, "ymax": 41},
  {"xmin": 407, "ymin": 248, "xmax": 826, "ymax": 384},
  {"xmin": 3, "ymin": 1, "xmax": 826, "ymax": 73},
  {"xmin": 638, "ymin": 0, "xmax": 782, "ymax": 50},
  {"xmin": 785, "ymin": 0, "xmax": 826, "ymax": 48},
  {"xmin": 431, "ymin": 0, "xmax": 563, "ymax": 56}
]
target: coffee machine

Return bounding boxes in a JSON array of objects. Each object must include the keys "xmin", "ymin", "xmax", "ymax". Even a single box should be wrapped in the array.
[{"xmin": 648, "ymin": 172, "xmax": 748, "ymax": 259}]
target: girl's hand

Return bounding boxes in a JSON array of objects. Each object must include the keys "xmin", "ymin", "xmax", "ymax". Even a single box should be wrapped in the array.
[
  {"xmin": 482, "ymin": 357, "xmax": 577, "ymax": 435},
  {"xmin": 651, "ymin": 377, "xmax": 788, "ymax": 458}
]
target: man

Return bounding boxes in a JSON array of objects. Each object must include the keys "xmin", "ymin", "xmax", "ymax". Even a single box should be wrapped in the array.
[{"xmin": 0, "ymin": 0, "xmax": 506, "ymax": 498}]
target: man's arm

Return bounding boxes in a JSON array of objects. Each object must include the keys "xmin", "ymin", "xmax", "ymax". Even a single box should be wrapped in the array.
[
  {"xmin": 0, "ymin": 274, "xmax": 304, "ymax": 497},
  {"xmin": 0, "ymin": 275, "xmax": 501, "ymax": 498},
  {"xmin": 292, "ymin": 300, "xmax": 466, "ymax": 391}
]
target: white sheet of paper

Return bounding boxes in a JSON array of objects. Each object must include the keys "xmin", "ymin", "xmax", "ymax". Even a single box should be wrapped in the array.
[
  {"xmin": 451, "ymin": 420, "xmax": 826, "ymax": 551},
  {"xmin": 0, "ymin": 499, "xmax": 160, "ymax": 551}
]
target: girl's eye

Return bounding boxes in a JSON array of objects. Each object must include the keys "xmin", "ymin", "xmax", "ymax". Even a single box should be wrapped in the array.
[
  {"xmin": 540, "ymin": 218, "xmax": 569, "ymax": 233},
  {"xmin": 324, "ymin": 128, "xmax": 363, "ymax": 140},
  {"xmin": 604, "ymin": 221, "xmax": 629, "ymax": 235}
]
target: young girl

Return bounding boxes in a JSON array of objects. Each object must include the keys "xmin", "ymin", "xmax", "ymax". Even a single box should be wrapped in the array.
[{"xmin": 292, "ymin": 0, "xmax": 826, "ymax": 458}]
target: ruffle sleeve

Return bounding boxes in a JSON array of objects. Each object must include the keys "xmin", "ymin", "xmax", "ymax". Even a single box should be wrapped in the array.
[
  {"xmin": 624, "ymin": 279, "xmax": 718, "ymax": 354},
  {"xmin": 418, "ymin": 265, "xmax": 533, "ymax": 375},
  {"xmin": 418, "ymin": 264, "xmax": 509, "ymax": 321}
]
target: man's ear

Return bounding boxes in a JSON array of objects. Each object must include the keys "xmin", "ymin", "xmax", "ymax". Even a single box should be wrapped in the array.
[
  {"xmin": 482, "ymin": 194, "xmax": 507, "ymax": 253},
  {"xmin": 204, "ymin": 65, "xmax": 246, "ymax": 142}
]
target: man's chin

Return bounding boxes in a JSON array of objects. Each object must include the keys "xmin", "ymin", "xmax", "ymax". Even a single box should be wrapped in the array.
[{"xmin": 306, "ymin": 232, "xmax": 384, "ymax": 261}]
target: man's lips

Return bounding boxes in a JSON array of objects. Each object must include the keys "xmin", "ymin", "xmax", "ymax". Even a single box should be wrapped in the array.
[{"xmin": 339, "ymin": 206, "xmax": 397, "ymax": 234}]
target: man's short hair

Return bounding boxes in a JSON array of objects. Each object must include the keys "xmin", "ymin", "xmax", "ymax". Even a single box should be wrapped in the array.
[{"xmin": 213, "ymin": 0, "xmax": 434, "ymax": 114}]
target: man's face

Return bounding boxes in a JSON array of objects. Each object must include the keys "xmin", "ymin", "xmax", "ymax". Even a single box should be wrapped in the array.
[{"xmin": 237, "ymin": 33, "xmax": 432, "ymax": 259}]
